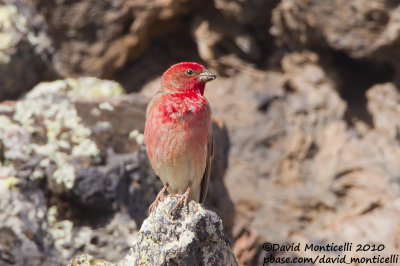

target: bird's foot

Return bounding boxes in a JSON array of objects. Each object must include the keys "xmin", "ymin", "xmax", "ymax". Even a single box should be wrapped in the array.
[
  {"xmin": 149, "ymin": 183, "xmax": 169, "ymax": 213},
  {"xmin": 170, "ymin": 184, "xmax": 191, "ymax": 215}
]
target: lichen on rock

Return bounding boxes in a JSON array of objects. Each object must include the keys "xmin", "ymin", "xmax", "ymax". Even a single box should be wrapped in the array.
[
  {"xmin": 68, "ymin": 254, "xmax": 116, "ymax": 266},
  {"xmin": 0, "ymin": 115, "xmax": 31, "ymax": 164},
  {"xmin": 0, "ymin": 3, "xmax": 58, "ymax": 100},
  {"xmin": 0, "ymin": 5, "xmax": 27, "ymax": 64},
  {"xmin": 13, "ymin": 85, "xmax": 100, "ymax": 192},
  {"xmin": 9, "ymin": 77, "xmax": 126, "ymax": 193},
  {"xmin": 25, "ymin": 77, "xmax": 124, "ymax": 99},
  {"xmin": 121, "ymin": 197, "xmax": 238, "ymax": 266},
  {"xmin": 0, "ymin": 77, "xmax": 151, "ymax": 264},
  {"xmin": 0, "ymin": 181, "xmax": 56, "ymax": 265}
]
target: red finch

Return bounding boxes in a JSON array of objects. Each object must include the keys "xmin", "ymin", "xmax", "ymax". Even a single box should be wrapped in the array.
[{"xmin": 144, "ymin": 62, "xmax": 216, "ymax": 213}]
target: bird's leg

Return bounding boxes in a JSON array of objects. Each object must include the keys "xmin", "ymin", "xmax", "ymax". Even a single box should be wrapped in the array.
[
  {"xmin": 170, "ymin": 181, "xmax": 192, "ymax": 214},
  {"xmin": 149, "ymin": 183, "xmax": 169, "ymax": 213}
]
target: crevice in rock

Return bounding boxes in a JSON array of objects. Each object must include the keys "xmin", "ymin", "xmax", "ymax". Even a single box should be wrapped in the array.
[
  {"xmin": 46, "ymin": 191, "xmax": 116, "ymax": 228},
  {"xmin": 360, "ymin": 202, "xmax": 380, "ymax": 215},
  {"xmin": 115, "ymin": 23, "xmax": 201, "ymax": 93},
  {"xmin": 321, "ymin": 51, "xmax": 394, "ymax": 126}
]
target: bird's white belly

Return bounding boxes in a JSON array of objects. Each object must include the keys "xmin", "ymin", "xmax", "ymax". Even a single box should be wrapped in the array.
[{"xmin": 157, "ymin": 151, "xmax": 203, "ymax": 201}]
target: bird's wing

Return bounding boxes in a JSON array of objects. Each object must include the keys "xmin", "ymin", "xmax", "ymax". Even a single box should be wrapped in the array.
[
  {"xmin": 199, "ymin": 131, "xmax": 213, "ymax": 203},
  {"xmin": 144, "ymin": 91, "xmax": 164, "ymax": 144},
  {"xmin": 145, "ymin": 91, "xmax": 164, "ymax": 118}
]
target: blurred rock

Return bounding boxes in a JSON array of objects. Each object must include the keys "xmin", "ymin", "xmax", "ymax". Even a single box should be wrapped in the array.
[
  {"xmin": 0, "ymin": 182, "xmax": 56, "ymax": 265},
  {"xmin": 11, "ymin": 77, "xmax": 146, "ymax": 197},
  {"xmin": 0, "ymin": 115, "xmax": 31, "ymax": 165},
  {"xmin": 121, "ymin": 197, "xmax": 237, "ymax": 266},
  {"xmin": 15, "ymin": 0, "xmax": 280, "ymax": 79},
  {"xmin": 0, "ymin": 100, "xmax": 15, "ymax": 117},
  {"xmin": 214, "ymin": 0, "xmax": 278, "ymax": 26},
  {"xmin": 68, "ymin": 254, "xmax": 115, "ymax": 266},
  {"xmin": 48, "ymin": 209, "xmax": 138, "ymax": 264},
  {"xmin": 0, "ymin": 77, "xmax": 153, "ymax": 264},
  {"xmin": 27, "ymin": 0, "xmax": 202, "ymax": 77},
  {"xmin": 205, "ymin": 50, "xmax": 400, "ymax": 263},
  {"xmin": 0, "ymin": 2, "xmax": 58, "ymax": 100},
  {"xmin": 366, "ymin": 82, "xmax": 400, "ymax": 139},
  {"xmin": 2, "ymin": 0, "xmax": 400, "ymax": 264},
  {"xmin": 192, "ymin": 13, "xmax": 261, "ymax": 70},
  {"xmin": 271, "ymin": 0, "xmax": 400, "ymax": 61},
  {"xmin": 191, "ymin": 0, "xmax": 279, "ymax": 71},
  {"xmin": 204, "ymin": 119, "xmax": 234, "ymax": 236},
  {"xmin": 232, "ymin": 229, "xmax": 263, "ymax": 266}
]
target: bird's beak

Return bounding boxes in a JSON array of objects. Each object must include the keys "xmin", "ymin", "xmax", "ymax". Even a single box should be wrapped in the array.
[{"xmin": 199, "ymin": 70, "xmax": 217, "ymax": 83}]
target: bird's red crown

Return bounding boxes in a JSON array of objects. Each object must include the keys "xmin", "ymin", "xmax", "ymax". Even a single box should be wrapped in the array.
[{"xmin": 161, "ymin": 62, "xmax": 208, "ymax": 95}]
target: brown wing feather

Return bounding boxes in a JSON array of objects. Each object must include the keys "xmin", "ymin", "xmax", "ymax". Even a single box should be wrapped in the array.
[
  {"xmin": 199, "ymin": 132, "xmax": 213, "ymax": 203},
  {"xmin": 145, "ymin": 91, "xmax": 164, "ymax": 119}
]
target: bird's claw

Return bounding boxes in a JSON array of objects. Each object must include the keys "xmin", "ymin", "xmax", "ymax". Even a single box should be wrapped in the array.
[
  {"xmin": 169, "ymin": 190, "xmax": 190, "ymax": 215},
  {"xmin": 149, "ymin": 183, "xmax": 169, "ymax": 213},
  {"xmin": 148, "ymin": 196, "xmax": 164, "ymax": 213}
]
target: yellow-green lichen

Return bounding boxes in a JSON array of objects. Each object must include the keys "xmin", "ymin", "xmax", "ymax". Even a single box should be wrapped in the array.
[
  {"xmin": 53, "ymin": 162, "xmax": 75, "ymax": 190},
  {"xmin": 0, "ymin": 5, "xmax": 27, "ymax": 32},
  {"xmin": 47, "ymin": 205, "xmax": 75, "ymax": 258},
  {"xmin": 71, "ymin": 138, "xmax": 99, "ymax": 157},
  {"xmin": 0, "ymin": 5, "xmax": 29, "ymax": 64},
  {"xmin": 0, "ymin": 3, "xmax": 51, "ymax": 62},
  {"xmin": 13, "ymin": 83, "xmax": 101, "ymax": 190},
  {"xmin": 25, "ymin": 77, "xmax": 124, "ymax": 99},
  {"xmin": 139, "ymin": 257, "xmax": 149, "ymax": 265},
  {"xmin": 70, "ymin": 254, "xmax": 97, "ymax": 266},
  {"xmin": 31, "ymin": 169, "xmax": 44, "ymax": 180},
  {"xmin": 70, "ymin": 77, "xmax": 124, "ymax": 97},
  {"xmin": 73, "ymin": 226, "xmax": 92, "ymax": 252},
  {"xmin": 47, "ymin": 205, "xmax": 58, "ymax": 226},
  {"xmin": 0, "ymin": 32, "xmax": 12, "ymax": 49},
  {"xmin": 0, "ymin": 115, "xmax": 13, "ymax": 129},
  {"xmin": 98, "ymin": 102, "xmax": 114, "ymax": 111},
  {"xmin": 0, "ymin": 5, "xmax": 17, "ymax": 28},
  {"xmin": 0, "ymin": 115, "xmax": 32, "ymax": 162},
  {"xmin": 129, "ymin": 129, "xmax": 144, "ymax": 145},
  {"xmin": 0, "ymin": 176, "xmax": 19, "ymax": 190},
  {"xmin": 48, "ymin": 206, "xmax": 96, "ymax": 261}
]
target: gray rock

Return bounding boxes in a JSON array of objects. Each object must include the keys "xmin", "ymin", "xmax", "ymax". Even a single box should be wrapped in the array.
[
  {"xmin": 0, "ymin": 78, "xmax": 155, "ymax": 264},
  {"xmin": 120, "ymin": 197, "xmax": 237, "ymax": 266},
  {"xmin": 0, "ymin": 182, "xmax": 56, "ymax": 265},
  {"xmin": 12, "ymin": 78, "xmax": 146, "ymax": 197},
  {"xmin": 0, "ymin": 2, "xmax": 58, "ymax": 100},
  {"xmin": 52, "ymin": 212, "xmax": 138, "ymax": 265}
]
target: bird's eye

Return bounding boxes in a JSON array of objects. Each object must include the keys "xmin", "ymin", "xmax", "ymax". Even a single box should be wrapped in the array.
[{"xmin": 186, "ymin": 69, "xmax": 194, "ymax": 76}]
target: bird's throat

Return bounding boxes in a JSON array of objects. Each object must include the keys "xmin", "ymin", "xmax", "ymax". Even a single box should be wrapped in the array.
[{"xmin": 161, "ymin": 90, "xmax": 207, "ymax": 122}]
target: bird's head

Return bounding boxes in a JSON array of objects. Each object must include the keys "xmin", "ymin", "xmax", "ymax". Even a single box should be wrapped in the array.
[{"xmin": 161, "ymin": 62, "xmax": 217, "ymax": 95}]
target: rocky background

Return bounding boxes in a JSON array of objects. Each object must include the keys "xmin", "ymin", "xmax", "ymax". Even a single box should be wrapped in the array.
[{"xmin": 1, "ymin": 0, "xmax": 400, "ymax": 265}]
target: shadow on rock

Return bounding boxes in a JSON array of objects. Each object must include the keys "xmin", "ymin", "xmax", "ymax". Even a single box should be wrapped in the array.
[
  {"xmin": 123, "ymin": 148, "xmax": 163, "ymax": 228},
  {"xmin": 205, "ymin": 119, "xmax": 235, "ymax": 239}
]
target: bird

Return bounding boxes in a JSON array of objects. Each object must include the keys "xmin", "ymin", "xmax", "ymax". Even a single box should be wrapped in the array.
[{"xmin": 144, "ymin": 62, "xmax": 216, "ymax": 214}]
